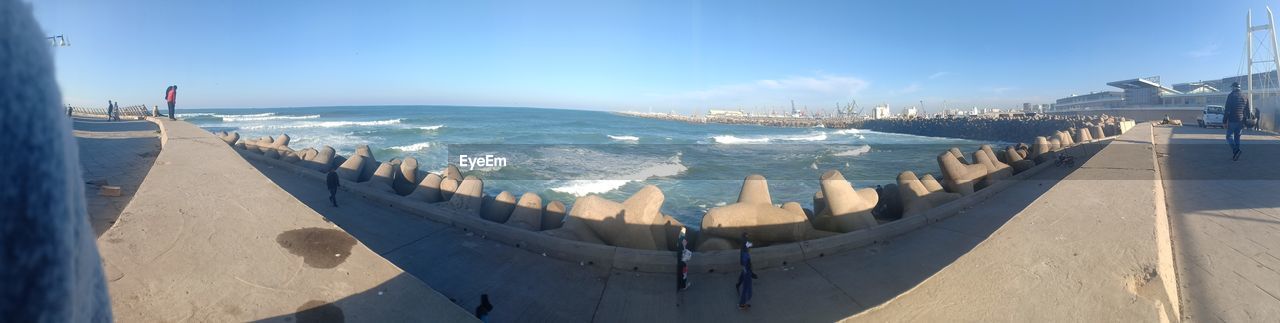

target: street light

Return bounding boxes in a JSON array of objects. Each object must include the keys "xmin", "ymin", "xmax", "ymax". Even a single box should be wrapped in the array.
[{"xmin": 46, "ymin": 35, "xmax": 70, "ymax": 47}]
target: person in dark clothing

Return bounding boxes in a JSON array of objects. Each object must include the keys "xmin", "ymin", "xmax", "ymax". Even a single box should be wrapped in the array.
[
  {"xmin": 164, "ymin": 85, "xmax": 177, "ymax": 120},
  {"xmin": 105, "ymin": 100, "xmax": 114, "ymax": 121},
  {"xmin": 735, "ymin": 232, "xmax": 756, "ymax": 310},
  {"xmin": 676, "ymin": 227, "xmax": 691, "ymax": 291},
  {"xmin": 475, "ymin": 294, "xmax": 493, "ymax": 322},
  {"xmin": 326, "ymin": 167, "xmax": 340, "ymax": 207},
  {"xmin": 1223, "ymin": 82, "xmax": 1252, "ymax": 161}
]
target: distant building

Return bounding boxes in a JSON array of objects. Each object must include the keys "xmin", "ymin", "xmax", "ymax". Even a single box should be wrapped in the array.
[
  {"xmin": 873, "ymin": 105, "xmax": 892, "ymax": 119},
  {"xmin": 903, "ymin": 106, "xmax": 918, "ymax": 118},
  {"xmin": 707, "ymin": 109, "xmax": 745, "ymax": 117},
  {"xmin": 1055, "ymin": 72, "xmax": 1280, "ymax": 110}
]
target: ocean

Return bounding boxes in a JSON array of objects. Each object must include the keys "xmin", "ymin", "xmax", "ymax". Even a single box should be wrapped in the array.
[{"xmin": 183, "ymin": 105, "xmax": 997, "ymax": 228}]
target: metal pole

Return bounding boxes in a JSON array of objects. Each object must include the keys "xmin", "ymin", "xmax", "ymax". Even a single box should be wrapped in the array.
[
  {"xmin": 1267, "ymin": 6, "xmax": 1280, "ymax": 129},
  {"xmin": 1248, "ymin": 10, "xmax": 1254, "ymax": 105}
]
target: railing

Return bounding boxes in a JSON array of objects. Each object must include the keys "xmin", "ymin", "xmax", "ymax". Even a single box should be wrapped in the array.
[{"xmin": 68, "ymin": 104, "xmax": 153, "ymax": 119}]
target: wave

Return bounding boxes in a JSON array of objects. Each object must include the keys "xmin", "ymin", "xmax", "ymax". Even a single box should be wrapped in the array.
[
  {"xmin": 551, "ymin": 180, "xmax": 633, "ymax": 196},
  {"xmin": 240, "ymin": 118, "xmax": 402, "ymax": 130},
  {"xmin": 831, "ymin": 128, "xmax": 861, "ymax": 135},
  {"xmin": 221, "ymin": 114, "xmax": 321, "ymax": 122},
  {"xmin": 390, "ymin": 142, "xmax": 431, "ymax": 152},
  {"xmin": 549, "ymin": 154, "xmax": 687, "ymax": 196},
  {"xmin": 779, "ymin": 132, "xmax": 827, "ymax": 142},
  {"xmin": 832, "ymin": 145, "xmax": 872, "ymax": 157},
  {"xmin": 608, "ymin": 135, "xmax": 639, "ymax": 141},
  {"xmin": 214, "ymin": 112, "xmax": 273, "ymax": 118},
  {"xmin": 178, "ymin": 112, "xmax": 216, "ymax": 117},
  {"xmin": 712, "ymin": 135, "xmax": 770, "ymax": 144},
  {"xmin": 419, "ymin": 125, "xmax": 445, "ymax": 131}
]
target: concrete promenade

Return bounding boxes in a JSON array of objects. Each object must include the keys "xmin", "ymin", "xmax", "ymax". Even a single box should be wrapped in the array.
[
  {"xmin": 72, "ymin": 117, "xmax": 160, "ymax": 235},
  {"xmin": 1156, "ymin": 125, "xmax": 1280, "ymax": 321},
  {"xmin": 95, "ymin": 118, "xmax": 473, "ymax": 321},
  {"xmin": 246, "ymin": 123, "xmax": 1176, "ymax": 321}
]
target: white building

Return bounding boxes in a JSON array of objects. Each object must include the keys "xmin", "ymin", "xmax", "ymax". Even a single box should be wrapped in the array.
[
  {"xmin": 903, "ymin": 106, "xmax": 918, "ymax": 118},
  {"xmin": 873, "ymin": 104, "xmax": 892, "ymax": 119}
]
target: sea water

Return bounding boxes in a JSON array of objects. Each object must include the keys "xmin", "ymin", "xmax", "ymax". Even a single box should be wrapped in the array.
[{"xmin": 184, "ymin": 105, "xmax": 997, "ymax": 228}]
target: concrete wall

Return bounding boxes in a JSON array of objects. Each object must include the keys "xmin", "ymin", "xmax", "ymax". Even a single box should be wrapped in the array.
[{"xmin": 238, "ymin": 134, "xmax": 1115, "ymax": 274}]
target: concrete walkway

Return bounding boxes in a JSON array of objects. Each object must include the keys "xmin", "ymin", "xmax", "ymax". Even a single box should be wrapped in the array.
[
  {"xmin": 1155, "ymin": 125, "xmax": 1280, "ymax": 322},
  {"xmin": 96, "ymin": 118, "xmax": 473, "ymax": 322},
  {"xmin": 72, "ymin": 117, "xmax": 160, "ymax": 235},
  {"xmin": 246, "ymin": 124, "xmax": 1174, "ymax": 322}
]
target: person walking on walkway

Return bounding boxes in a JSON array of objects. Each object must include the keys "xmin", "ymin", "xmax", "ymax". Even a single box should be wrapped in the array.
[
  {"xmin": 164, "ymin": 85, "xmax": 177, "ymax": 120},
  {"xmin": 474, "ymin": 294, "xmax": 493, "ymax": 322},
  {"xmin": 326, "ymin": 167, "xmax": 340, "ymax": 207},
  {"xmin": 675, "ymin": 227, "xmax": 693, "ymax": 307},
  {"xmin": 105, "ymin": 100, "xmax": 114, "ymax": 121},
  {"xmin": 676, "ymin": 227, "xmax": 691, "ymax": 292},
  {"xmin": 736, "ymin": 232, "xmax": 757, "ymax": 310},
  {"xmin": 1223, "ymin": 82, "xmax": 1252, "ymax": 161}
]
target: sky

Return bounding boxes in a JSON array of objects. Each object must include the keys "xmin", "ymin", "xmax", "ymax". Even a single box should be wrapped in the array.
[{"xmin": 29, "ymin": 0, "xmax": 1280, "ymax": 112}]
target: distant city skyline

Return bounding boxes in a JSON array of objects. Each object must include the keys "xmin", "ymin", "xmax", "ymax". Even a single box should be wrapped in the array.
[{"xmin": 31, "ymin": 0, "xmax": 1275, "ymax": 112}]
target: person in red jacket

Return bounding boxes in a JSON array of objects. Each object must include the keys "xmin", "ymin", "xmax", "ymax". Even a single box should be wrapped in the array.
[{"xmin": 164, "ymin": 85, "xmax": 177, "ymax": 120}]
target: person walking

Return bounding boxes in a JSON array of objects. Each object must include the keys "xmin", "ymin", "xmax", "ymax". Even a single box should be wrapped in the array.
[
  {"xmin": 1223, "ymin": 82, "xmax": 1252, "ymax": 161},
  {"xmin": 474, "ymin": 294, "xmax": 493, "ymax": 322},
  {"xmin": 676, "ymin": 227, "xmax": 691, "ymax": 293},
  {"xmin": 735, "ymin": 232, "xmax": 756, "ymax": 310},
  {"xmin": 164, "ymin": 85, "xmax": 177, "ymax": 120},
  {"xmin": 326, "ymin": 167, "xmax": 340, "ymax": 207},
  {"xmin": 105, "ymin": 100, "xmax": 114, "ymax": 121}
]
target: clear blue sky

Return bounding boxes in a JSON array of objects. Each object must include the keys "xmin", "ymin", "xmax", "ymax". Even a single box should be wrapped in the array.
[{"xmin": 31, "ymin": 0, "xmax": 1275, "ymax": 112}]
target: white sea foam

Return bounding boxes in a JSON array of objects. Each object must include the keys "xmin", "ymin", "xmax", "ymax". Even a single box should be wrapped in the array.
[
  {"xmin": 221, "ymin": 114, "xmax": 320, "ymax": 122},
  {"xmin": 608, "ymin": 135, "xmax": 639, "ymax": 141},
  {"xmin": 549, "ymin": 154, "xmax": 687, "ymax": 196},
  {"xmin": 177, "ymin": 112, "xmax": 215, "ymax": 117},
  {"xmin": 214, "ymin": 112, "xmax": 273, "ymax": 118},
  {"xmin": 551, "ymin": 180, "xmax": 633, "ymax": 196},
  {"xmin": 390, "ymin": 142, "xmax": 431, "ymax": 152},
  {"xmin": 833, "ymin": 145, "xmax": 872, "ymax": 157},
  {"xmin": 240, "ymin": 118, "xmax": 402, "ymax": 130},
  {"xmin": 779, "ymin": 132, "xmax": 828, "ymax": 141},
  {"xmin": 831, "ymin": 128, "xmax": 861, "ymax": 135},
  {"xmin": 712, "ymin": 135, "xmax": 770, "ymax": 144},
  {"xmin": 419, "ymin": 125, "xmax": 445, "ymax": 131}
]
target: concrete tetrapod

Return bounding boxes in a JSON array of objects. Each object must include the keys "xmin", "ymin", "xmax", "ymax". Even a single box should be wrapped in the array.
[
  {"xmin": 480, "ymin": 191, "xmax": 517, "ymax": 223},
  {"xmin": 541, "ymin": 200, "xmax": 566, "ymax": 231},
  {"xmin": 504, "ymin": 192, "xmax": 543, "ymax": 231},
  {"xmin": 1004, "ymin": 146, "xmax": 1035, "ymax": 173},
  {"xmin": 297, "ymin": 148, "xmax": 317, "ymax": 163},
  {"xmin": 543, "ymin": 197, "xmax": 606, "ymax": 244},
  {"xmin": 354, "ymin": 145, "xmax": 378, "ymax": 182},
  {"xmin": 974, "ymin": 145, "xmax": 1012, "ymax": 183},
  {"xmin": 442, "ymin": 175, "xmax": 483, "ymax": 215},
  {"xmin": 367, "ymin": 161, "xmax": 398, "ymax": 194},
  {"xmin": 937, "ymin": 150, "xmax": 988, "ymax": 195},
  {"xmin": 1075, "ymin": 127, "xmax": 1093, "ymax": 143},
  {"xmin": 336, "ymin": 154, "xmax": 366, "ymax": 182},
  {"xmin": 898, "ymin": 171, "xmax": 962, "ymax": 218},
  {"xmin": 562, "ymin": 185, "xmax": 668, "ymax": 250},
  {"xmin": 393, "ymin": 157, "xmax": 419, "ymax": 195},
  {"xmin": 256, "ymin": 136, "xmax": 274, "ymax": 154},
  {"xmin": 1030, "ymin": 136, "xmax": 1051, "ymax": 162},
  {"xmin": 407, "ymin": 173, "xmax": 444, "ymax": 203},
  {"xmin": 444, "ymin": 164, "xmax": 463, "ymax": 182},
  {"xmin": 439, "ymin": 178, "xmax": 460, "ymax": 201},
  {"xmin": 272, "ymin": 134, "xmax": 290, "ymax": 149},
  {"xmin": 1092, "ymin": 125, "xmax": 1107, "ymax": 139},
  {"xmin": 702, "ymin": 175, "xmax": 836, "ymax": 245},
  {"xmin": 812, "ymin": 170, "xmax": 879, "ymax": 233},
  {"xmin": 948, "ymin": 147, "xmax": 970, "ymax": 164},
  {"xmin": 308, "ymin": 146, "xmax": 336, "ymax": 172}
]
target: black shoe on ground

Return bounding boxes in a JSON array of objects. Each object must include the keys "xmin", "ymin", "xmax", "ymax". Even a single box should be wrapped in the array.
[{"xmin": 1233, "ymin": 150, "xmax": 1240, "ymax": 161}]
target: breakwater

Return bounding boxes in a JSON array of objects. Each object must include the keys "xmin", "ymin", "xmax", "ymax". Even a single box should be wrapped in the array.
[
  {"xmin": 215, "ymin": 115, "xmax": 1134, "ymax": 272},
  {"xmin": 617, "ymin": 111, "xmax": 1124, "ymax": 145}
]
